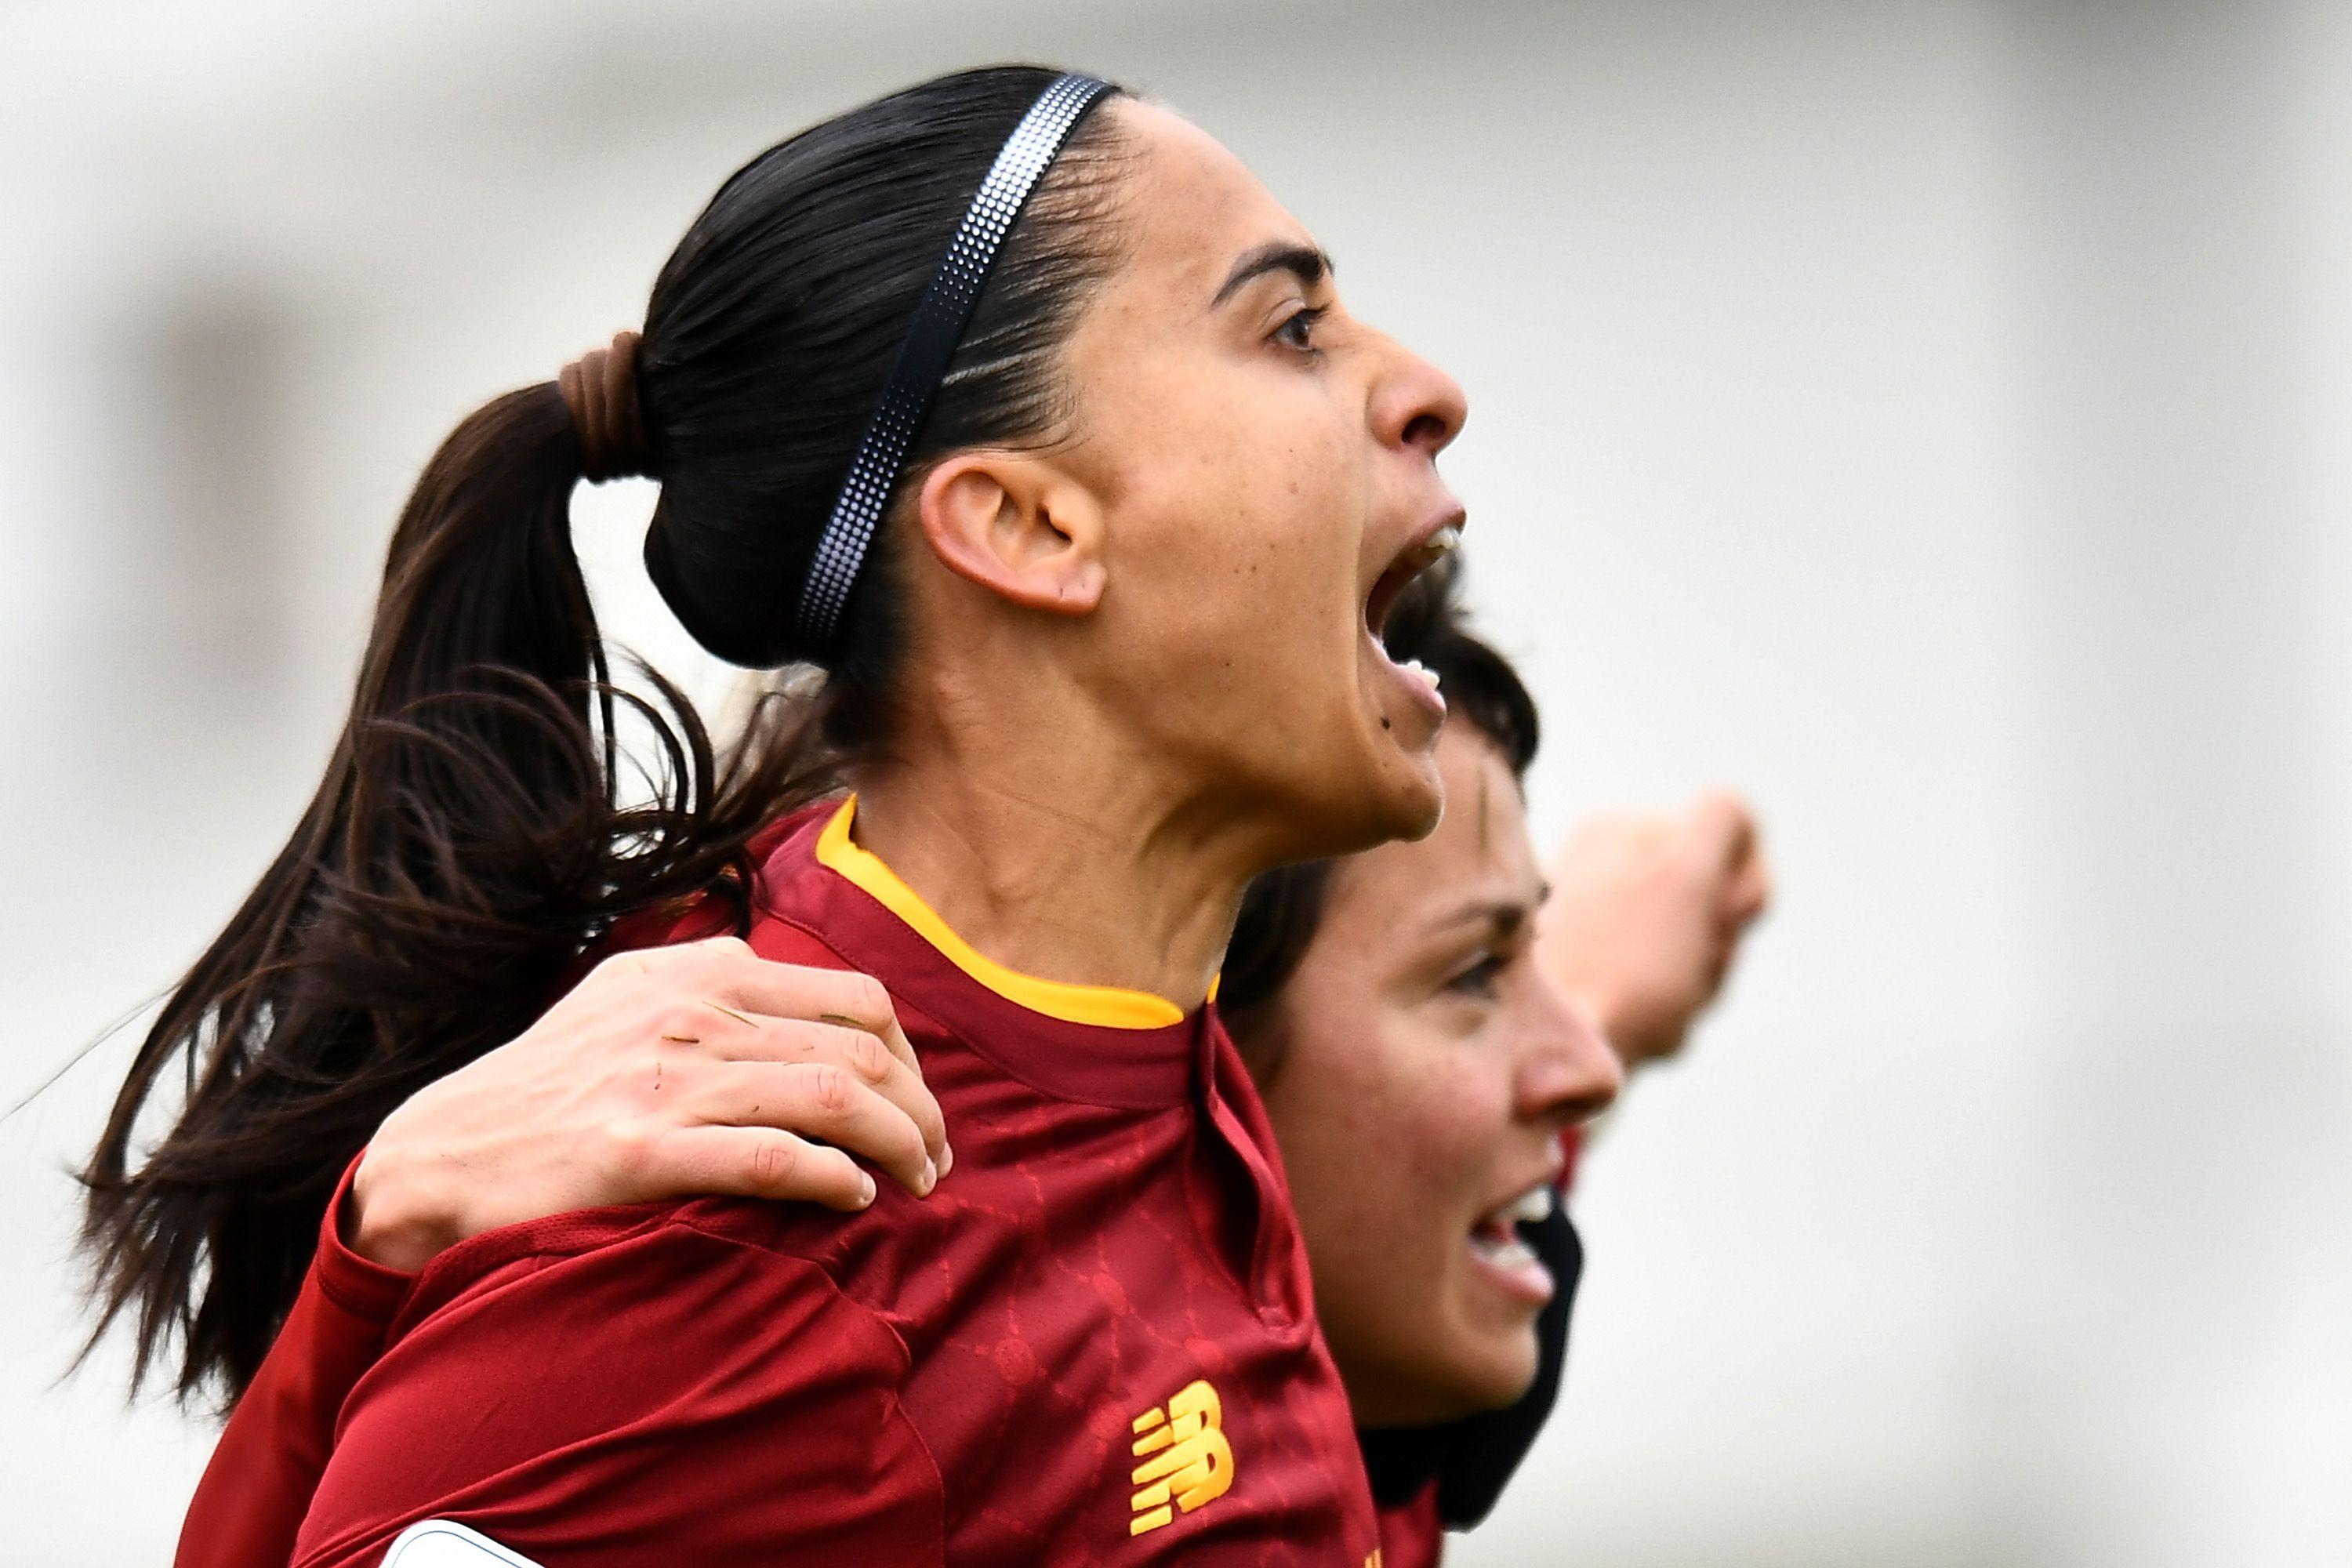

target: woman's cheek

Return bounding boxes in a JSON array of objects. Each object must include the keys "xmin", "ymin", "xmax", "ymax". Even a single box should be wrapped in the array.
[
  {"xmin": 1363, "ymin": 1025, "xmax": 1488, "ymax": 1189},
  {"xmin": 1422, "ymin": 1042, "xmax": 1519, "ymax": 1196}
]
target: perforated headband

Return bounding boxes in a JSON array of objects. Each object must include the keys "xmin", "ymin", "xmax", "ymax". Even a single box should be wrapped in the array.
[{"xmin": 793, "ymin": 72, "xmax": 1116, "ymax": 652}]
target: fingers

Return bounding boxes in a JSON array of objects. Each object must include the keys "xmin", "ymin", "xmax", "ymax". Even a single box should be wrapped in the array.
[
  {"xmin": 655, "ymin": 1126, "xmax": 880, "ymax": 1212},
  {"xmin": 624, "ymin": 939, "xmax": 950, "ymax": 1173},
  {"xmin": 1726, "ymin": 844, "xmax": 1773, "ymax": 927},
  {"xmin": 1685, "ymin": 790, "xmax": 1771, "ymax": 927},
  {"xmin": 1683, "ymin": 790, "xmax": 1755, "ymax": 873},
  {"xmin": 686, "ymin": 1059, "xmax": 938, "ymax": 1198},
  {"xmin": 693, "ymin": 1018, "xmax": 948, "ymax": 1169},
  {"xmin": 710, "ymin": 956, "xmax": 920, "ymax": 1082}
]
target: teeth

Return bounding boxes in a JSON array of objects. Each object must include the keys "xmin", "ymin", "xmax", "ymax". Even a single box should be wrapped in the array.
[
  {"xmin": 1468, "ymin": 1178, "xmax": 1562, "ymax": 1297},
  {"xmin": 1428, "ymin": 524, "xmax": 1461, "ymax": 555},
  {"xmin": 1396, "ymin": 658, "xmax": 1441, "ymax": 690},
  {"xmin": 1472, "ymin": 1181, "xmax": 1557, "ymax": 1240},
  {"xmin": 1467, "ymin": 1231, "xmax": 1540, "ymax": 1271}
]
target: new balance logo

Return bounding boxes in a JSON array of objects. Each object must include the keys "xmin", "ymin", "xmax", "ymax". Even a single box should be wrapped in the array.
[{"xmin": 1128, "ymin": 1380, "xmax": 1234, "ymax": 1536}]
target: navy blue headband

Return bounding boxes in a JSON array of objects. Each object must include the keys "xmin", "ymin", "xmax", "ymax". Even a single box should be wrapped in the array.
[{"xmin": 794, "ymin": 72, "xmax": 1116, "ymax": 651}]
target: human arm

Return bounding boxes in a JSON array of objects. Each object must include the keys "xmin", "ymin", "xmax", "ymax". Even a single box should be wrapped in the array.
[
  {"xmin": 1534, "ymin": 790, "xmax": 1772, "ymax": 1070},
  {"xmin": 350, "ymin": 935, "xmax": 949, "ymax": 1270},
  {"xmin": 289, "ymin": 1216, "xmax": 945, "ymax": 1566},
  {"xmin": 174, "ymin": 1178, "xmax": 412, "ymax": 1568},
  {"xmin": 175, "ymin": 936, "xmax": 948, "ymax": 1568}
]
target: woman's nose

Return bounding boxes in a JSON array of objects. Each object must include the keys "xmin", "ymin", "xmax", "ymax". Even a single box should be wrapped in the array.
[
  {"xmin": 1369, "ymin": 334, "xmax": 1468, "ymax": 461},
  {"xmin": 1516, "ymin": 985, "xmax": 1624, "ymax": 1127}
]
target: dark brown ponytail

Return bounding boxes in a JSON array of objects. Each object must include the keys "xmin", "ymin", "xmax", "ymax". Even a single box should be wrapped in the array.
[
  {"xmin": 82, "ymin": 64, "xmax": 1134, "ymax": 1405},
  {"xmin": 79, "ymin": 387, "xmax": 825, "ymax": 1403}
]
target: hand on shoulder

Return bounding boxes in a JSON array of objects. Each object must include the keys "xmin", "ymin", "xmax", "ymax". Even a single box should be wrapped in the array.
[{"xmin": 349, "ymin": 936, "xmax": 950, "ymax": 1271}]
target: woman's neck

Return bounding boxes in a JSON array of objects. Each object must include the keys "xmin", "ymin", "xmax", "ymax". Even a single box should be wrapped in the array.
[{"xmin": 842, "ymin": 739, "xmax": 1260, "ymax": 1012}]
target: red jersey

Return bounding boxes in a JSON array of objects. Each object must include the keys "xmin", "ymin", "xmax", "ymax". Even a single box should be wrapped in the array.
[
  {"xmin": 177, "ymin": 1178, "xmax": 409, "ymax": 1568},
  {"xmin": 275, "ymin": 799, "xmax": 1383, "ymax": 1567},
  {"xmin": 1374, "ymin": 1486, "xmax": 1444, "ymax": 1568},
  {"xmin": 184, "ymin": 1181, "xmax": 1445, "ymax": 1568}
]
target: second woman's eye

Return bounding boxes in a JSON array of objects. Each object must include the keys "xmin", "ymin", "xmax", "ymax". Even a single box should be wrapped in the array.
[
  {"xmin": 1445, "ymin": 953, "xmax": 1506, "ymax": 1001},
  {"xmin": 1273, "ymin": 305, "xmax": 1325, "ymax": 353}
]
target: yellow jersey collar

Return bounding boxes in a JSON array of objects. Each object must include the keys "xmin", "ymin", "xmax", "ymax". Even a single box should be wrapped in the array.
[{"xmin": 815, "ymin": 797, "xmax": 1195, "ymax": 1031}]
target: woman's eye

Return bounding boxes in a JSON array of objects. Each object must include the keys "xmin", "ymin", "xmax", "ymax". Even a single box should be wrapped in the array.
[
  {"xmin": 1445, "ymin": 954, "xmax": 1504, "ymax": 1000},
  {"xmin": 1272, "ymin": 306, "xmax": 1324, "ymax": 353}
]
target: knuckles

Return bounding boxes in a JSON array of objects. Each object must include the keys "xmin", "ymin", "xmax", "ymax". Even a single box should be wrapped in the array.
[
  {"xmin": 839, "ymin": 972, "xmax": 891, "ymax": 1028},
  {"xmin": 599, "ymin": 1118, "xmax": 658, "ymax": 1178},
  {"xmin": 804, "ymin": 1063, "xmax": 853, "ymax": 1114},
  {"xmin": 655, "ymin": 1002, "xmax": 715, "ymax": 1045},
  {"xmin": 844, "ymin": 1029, "xmax": 891, "ymax": 1083},
  {"xmin": 669, "ymin": 935, "xmax": 752, "ymax": 993},
  {"xmin": 746, "ymin": 1136, "xmax": 800, "ymax": 1193}
]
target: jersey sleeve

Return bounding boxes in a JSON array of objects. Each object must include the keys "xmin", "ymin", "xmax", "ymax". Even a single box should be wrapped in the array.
[
  {"xmin": 288, "ymin": 1213, "xmax": 946, "ymax": 1567},
  {"xmin": 177, "ymin": 1157, "xmax": 416, "ymax": 1568}
]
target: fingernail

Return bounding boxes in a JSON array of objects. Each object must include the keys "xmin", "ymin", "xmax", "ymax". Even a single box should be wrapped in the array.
[
  {"xmin": 921, "ymin": 1156, "xmax": 938, "ymax": 1194},
  {"xmin": 938, "ymin": 1142, "xmax": 954, "ymax": 1178},
  {"xmin": 858, "ymin": 1171, "xmax": 877, "ymax": 1206}
]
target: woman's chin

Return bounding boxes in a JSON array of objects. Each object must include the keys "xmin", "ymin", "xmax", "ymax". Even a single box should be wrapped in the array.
[
  {"xmin": 1466, "ymin": 1356, "xmax": 1541, "ymax": 1417},
  {"xmin": 1361, "ymin": 1333, "xmax": 1541, "ymax": 1426},
  {"xmin": 1243, "ymin": 706, "xmax": 1444, "ymax": 860},
  {"xmin": 1308, "ymin": 755, "xmax": 1442, "ymax": 859},
  {"xmin": 1371, "ymin": 746, "xmax": 1446, "ymax": 843},
  {"xmin": 1443, "ymin": 1323, "xmax": 1544, "ymax": 1414}
]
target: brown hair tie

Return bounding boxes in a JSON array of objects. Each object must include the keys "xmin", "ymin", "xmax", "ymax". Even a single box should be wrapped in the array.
[{"xmin": 557, "ymin": 329, "xmax": 650, "ymax": 481}]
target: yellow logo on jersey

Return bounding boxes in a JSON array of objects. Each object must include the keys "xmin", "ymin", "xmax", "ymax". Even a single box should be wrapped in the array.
[{"xmin": 1128, "ymin": 1380, "xmax": 1234, "ymax": 1536}]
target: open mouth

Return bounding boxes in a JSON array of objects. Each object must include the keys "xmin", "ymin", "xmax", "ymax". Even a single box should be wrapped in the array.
[
  {"xmin": 1465, "ymin": 1178, "xmax": 1556, "ymax": 1305},
  {"xmin": 1363, "ymin": 518, "xmax": 1465, "ymax": 700}
]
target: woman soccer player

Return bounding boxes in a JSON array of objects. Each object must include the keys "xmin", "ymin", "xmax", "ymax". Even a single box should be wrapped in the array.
[
  {"xmin": 90, "ymin": 64, "xmax": 1486, "ymax": 1566},
  {"xmin": 168, "ymin": 564, "xmax": 1769, "ymax": 1568}
]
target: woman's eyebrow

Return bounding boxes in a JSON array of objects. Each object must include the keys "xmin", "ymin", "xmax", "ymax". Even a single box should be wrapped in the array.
[
  {"xmin": 1418, "ymin": 895, "xmax": 1534, "ymax": 942},
  {"xmin": 1211, "ymin": 241, "xmax": 1333, "ymax": 307}
]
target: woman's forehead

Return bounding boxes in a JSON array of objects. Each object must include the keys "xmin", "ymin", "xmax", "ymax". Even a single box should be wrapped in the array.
[
  {"xmin": 1109, "ymin": 100, "xmax": 1316, "ymax": 302},
  {"xmin": 1335, "ymin": 731, "xmax": 1541, "ymax": 930}
]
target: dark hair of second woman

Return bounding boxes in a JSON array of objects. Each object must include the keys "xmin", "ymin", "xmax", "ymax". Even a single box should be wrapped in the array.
[{"xmin": 82, "ymin": 64, "xmax": 1131, "ymax": 1403}]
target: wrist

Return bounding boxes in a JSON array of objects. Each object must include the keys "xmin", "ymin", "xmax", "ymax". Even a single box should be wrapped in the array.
[{"xmin": 347, "ymin": 1145, "xmax": 463, "ymax": 1274}]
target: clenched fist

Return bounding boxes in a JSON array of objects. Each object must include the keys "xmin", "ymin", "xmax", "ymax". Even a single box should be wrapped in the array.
[{"xmin": 1536, "ymin": 792, "xmax": 1771, "ymax": 1069}]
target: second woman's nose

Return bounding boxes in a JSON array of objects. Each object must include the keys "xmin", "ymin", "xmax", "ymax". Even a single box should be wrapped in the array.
[{"xmin": 1516, "ymin": 985, "xmax": 1624, "ymax": 1129}]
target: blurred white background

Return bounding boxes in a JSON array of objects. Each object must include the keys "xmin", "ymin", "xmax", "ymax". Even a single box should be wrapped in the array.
[{"xmin": 3, "ymin": 1, "xmax": 2347, "ymax": 1563}]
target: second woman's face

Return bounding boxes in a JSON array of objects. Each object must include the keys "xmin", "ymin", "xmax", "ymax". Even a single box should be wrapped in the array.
[
  {"xmin": 1258, "ymin": 725, "xmax": 1624, "ymax": 1426},
  {"xmin": 1053, "ymin": 102, "xmax": 1472, "ymax": 862}
]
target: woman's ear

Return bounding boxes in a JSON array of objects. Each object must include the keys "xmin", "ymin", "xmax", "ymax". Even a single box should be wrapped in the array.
[{"xmin": 913, "ymin": 452, "xmax": 1107, "ymax": 615}]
